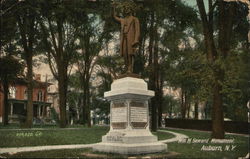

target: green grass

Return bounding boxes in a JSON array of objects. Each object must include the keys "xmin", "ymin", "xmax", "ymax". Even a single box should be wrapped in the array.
[
  {"xmin": 0, "ymin": 126, "xmax": 109, "ymax": 147},
  {"xmin": 162, "ymin": 128, "xmax": 249, "ymax": 159},
  {"xmin": 0, "ymin": 127, "xmax": 248, "ymax": 158},
  {"xmin": 0, "ymin": 126, "xmax": 174, "ymax": 148},
  {"xmin": 0, "ymin": 123, "xmax": 21, "ymax": 129}
]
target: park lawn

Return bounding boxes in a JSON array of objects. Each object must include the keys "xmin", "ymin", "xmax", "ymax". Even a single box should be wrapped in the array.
[
  {"xmin": 0, "ymin": 126, "xmax": 109, "ymax": 147},
  {"xmin": 1, "ymin": 128, "xmax": 248, "ymax": 159},
  {"xmin": 0, "ymin": 126, "xmax": 174, "ymax": 148},
  {"xmin": 162, "ymin": 128, "xmax": 249, "ymax": 159}
]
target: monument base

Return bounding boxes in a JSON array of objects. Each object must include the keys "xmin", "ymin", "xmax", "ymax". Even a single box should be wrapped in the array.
[
  {"xmin": 94, "ymin": 142, "xmax": 167, "ymax": 155},
  {"xmin": 92, "ymin": 77, "xmax": 167, "ymax": 154}
]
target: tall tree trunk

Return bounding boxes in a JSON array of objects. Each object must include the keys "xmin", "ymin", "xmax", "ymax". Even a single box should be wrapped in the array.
[
  {"xmin": 152, "ymin": 22, "xmax": 162, "ymax": 128},
  {"xmin": 170, "ymin": 101, "xmax": 173, "ymax": 118},
  {"xmin": 196, "ymin": 0, "xmax": 236, "ymax": 139},
  {"xmin": 184, "ymin": 92, "xmax": 189, "ymax": 118},
  {"xmin": 17, "ymin": 12, "xmax": 35, "ymax": 128},
  {"xmin": 2, "ymin": 77, "xmax": 9, "ymax": 125},
  {"xmin": 86, "ymin": 73, "xmax": 91, "ymax": 127},
  {"xmin": 212, "ymin": 79, "xmax": 224, "ymax": 138},
  {"xmin": 150, "ymin": 94, "xmax": 157, "ymax": 132},
  {"xmin": 187, "ymin": 102, "xmax": 191, "ymax": 119},
  {"xmin": 56, "ymin": 17, "xmax": 69, "ymax": 128},
  {"xmin": 81, "ymin": 73, "xmax": 91, "ymax": 127},
  {"xmin": 181, "ymin": 89, "xmax": 186, "ymax": 119},
  {"xmin": 157, "ymin": 83, "xmax": 163, "ymax": 127},
  {"xmin": 76, "ymin": 98, "xmax": 80, "ymax": 121},
  {"xmin": 81, "ymin": 66, "xmax": 88, "ymax": 126},
  {"xmin": 25, "ymin": 53, "xmax": 33, "ymax": 128},
  {"xmin": 154, "ymin": 52, "xmax": 159, "ymax": 128},
  {"xmin": 82, "ymin": 85, "xmax": 86, "ymax": 125},
  {"xmin": 211, "ymin": 0, "xmax": 234, "ymax": 139},
  {"xmin": 58, "ymin": 64, "xmax": 67, "ymax": 128},
  {"xmin": 194, "ymin": 101, "xmax": 199, "ymax": 119},
  {"xmin": 181, "ymin": 89, "xmax": 184, "ymax": 118},
  {"xmin": 148, "ymin": 12, "xmax": 157, "ymax": 132}
]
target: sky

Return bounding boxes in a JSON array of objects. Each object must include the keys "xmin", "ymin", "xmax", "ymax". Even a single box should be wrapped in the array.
[
  {"xmin": 184, "ymin": 0, "xmax": 198, "ymax": 7},
  {"xmin": 182, "ymin": 0, "xmax": 209, "ymax": 11}
]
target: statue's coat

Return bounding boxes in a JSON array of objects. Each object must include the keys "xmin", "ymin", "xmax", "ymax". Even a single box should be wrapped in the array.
[{"xmin": 115, "ymin": 16, "xmax": 140, "ymax": 57}]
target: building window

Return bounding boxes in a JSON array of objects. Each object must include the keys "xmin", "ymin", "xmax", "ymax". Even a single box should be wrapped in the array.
[
  {"xmin": 9, "ymin": 87, "xmax": 16, "ymax": 99},
  {"xmin": 37, "ymin": 90, "xmax": 43, "ymax": 101},
  {"xmin": 24, "ymin": 89, "xmax": 27, "ymax": 100}
]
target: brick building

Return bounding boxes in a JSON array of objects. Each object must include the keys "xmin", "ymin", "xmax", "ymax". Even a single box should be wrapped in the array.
[{"xmin": 0, "ymin": 74, "xmax": 52, "ymax": 123}]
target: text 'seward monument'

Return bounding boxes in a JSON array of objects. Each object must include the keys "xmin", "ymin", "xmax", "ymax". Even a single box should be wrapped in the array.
[{"xmin": 93, "ymin": 1, "xmax": 167, "ymax": 154}]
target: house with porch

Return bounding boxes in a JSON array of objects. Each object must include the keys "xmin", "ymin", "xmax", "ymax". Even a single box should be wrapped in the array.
[{"xmin": 0, "ymin": 74, "xmax": 52, "ymax": 123}]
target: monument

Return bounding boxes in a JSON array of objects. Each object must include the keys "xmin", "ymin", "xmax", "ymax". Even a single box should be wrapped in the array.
[
  {"xmin": 93, "ymin": 1, "xmax": 167, "ymax": 154},
  {"xmin": 113, "ymin": 2, "xmax": 140, "ymax": 73}
]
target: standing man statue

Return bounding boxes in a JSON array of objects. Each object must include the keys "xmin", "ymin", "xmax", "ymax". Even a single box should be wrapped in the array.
[{"xmin": 113, "ymin": 4, "xmax": 140, "ymax": 73}]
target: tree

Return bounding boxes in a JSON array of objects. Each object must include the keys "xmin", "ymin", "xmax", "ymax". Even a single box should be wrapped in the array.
[
  {"xmin": 0, "ymin": 56, "xmax": 24, "ymax": 125},
  {"xmin": 67, "ymin": 73, "xmax": 82, "ymax": 124},
  {"xmin": 0, "ymin": 0, "xmax": 18, "ymax": 57},
  {"xmin": 221, "ymin": 45, "xmax": 250, "ymax": 121},
  {"xmin": 16, "ymin": 0, "xmax": 40, "ymax": 128},
  {"xmin": 75, "ymin": 14, "xmax": 105, "ymax": 127},
  {"xmin": 163, "ymin": 95, "xmax": 180, "ymax": 118},
  {"xmin": 75, "ymin": 0, "xmax": 123, "ymax": 126},
  {"xmin": 196, "ymin": 0, "xmax": 248, "ymax": 138},
  {"xmin": 39, "ymin": 0, "xmax": 83, "ymax": 127},
  {"xmin": 94, "ymin": 54, "xmax": 124, "ymax": 118},
  {"xmin": 139, "ymin": 0, "xmax": 198, "ymax": 129}
]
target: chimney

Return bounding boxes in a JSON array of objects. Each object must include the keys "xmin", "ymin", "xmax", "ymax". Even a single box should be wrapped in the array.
[{"xmin": 35, "ymin": 74, "xmax": 41, "ymax": 81}]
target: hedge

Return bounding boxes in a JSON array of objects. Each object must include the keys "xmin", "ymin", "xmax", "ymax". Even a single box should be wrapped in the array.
[{"xmin": 165, "ymin": 119, "xmax": 249, "ymax": 134}]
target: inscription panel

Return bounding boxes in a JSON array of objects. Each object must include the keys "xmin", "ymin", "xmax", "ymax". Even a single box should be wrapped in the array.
[
  {"xmin": 130, "ymin": 106, "xmax": 147, "ymax": 122},
  {"xmin": 130, "ymin": 101, "xmax": 147, "ymax": 122},
  {"xmin": 111, "ymin": 102, "xmax": 127, "ymax": 123},
  {"xmin": 130, "ymin": 101, "xmax": 148, "ymax": 128},
  {"xmin": 111, "ymin": 107, "xmax": 127, "ymax": 122},
  {"xmin": 111, "ymin": 102, "xmax": 127, "ymax": 129}
]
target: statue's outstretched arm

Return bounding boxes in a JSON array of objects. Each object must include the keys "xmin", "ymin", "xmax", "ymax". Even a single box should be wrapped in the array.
[{"xmin": 113, "ymin": 8, "xmax": 122, "ymax": 23}]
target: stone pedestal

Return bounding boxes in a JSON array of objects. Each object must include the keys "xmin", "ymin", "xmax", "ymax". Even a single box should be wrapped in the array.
[{"xmin": 93, "ymin": 77, "xmax": 167, "ymax": 154}]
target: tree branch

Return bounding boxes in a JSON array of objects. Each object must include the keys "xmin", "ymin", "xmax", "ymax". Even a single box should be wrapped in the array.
[
  {"xmin": 47, "ymin": 52, "xmax": 58, "ymax": 80},
  {"xmin": 17, "ymin": 16, "xmax": 28, "ymax": 54},
  {"xmin": 48, "ymin": 18, "xmax": 59, "ymax": 54},
  {"xmin": 196, "ymin": 0, "xmax": 218, "ymax": 61}
]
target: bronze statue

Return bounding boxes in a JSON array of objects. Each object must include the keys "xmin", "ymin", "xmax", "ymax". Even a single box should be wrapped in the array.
[{"xmin": 113, "ymin": 5, "xmax": 140, "ymax": 73}]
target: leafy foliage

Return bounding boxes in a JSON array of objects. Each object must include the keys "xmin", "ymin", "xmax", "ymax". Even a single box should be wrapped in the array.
[{"xmin": 0, "ymin": 56, "xmax": 24, "ymax": 82}]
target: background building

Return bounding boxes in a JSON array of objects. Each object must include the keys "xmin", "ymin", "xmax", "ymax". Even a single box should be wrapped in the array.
[{"xmin": 0, "ymin": 74, "xmax": 52, "ymax": 123}]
